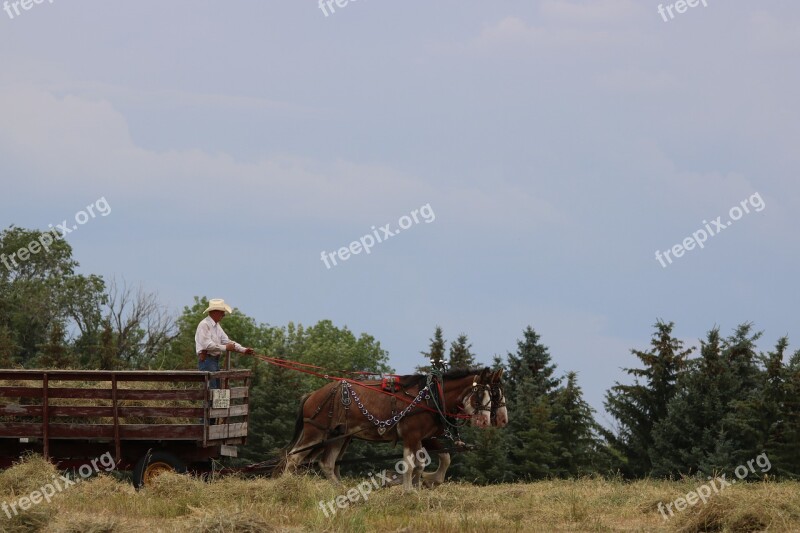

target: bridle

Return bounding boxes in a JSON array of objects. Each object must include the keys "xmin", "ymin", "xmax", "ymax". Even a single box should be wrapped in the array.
[
  {"xmin": 458, "ymin": 379, "xmax": 492, "ymax": 419},
  {"xmin": 489, "ymin": 382, "xmax": 506, "ymax": 423}
]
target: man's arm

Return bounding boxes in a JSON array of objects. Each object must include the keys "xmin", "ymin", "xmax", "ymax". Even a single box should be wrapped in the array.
[{"xmin": 219, "ymin": 326, "xmax": 254, "ymax": 354}]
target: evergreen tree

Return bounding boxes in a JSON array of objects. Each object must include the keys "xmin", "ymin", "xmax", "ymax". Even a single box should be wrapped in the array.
[
  {"xmin": 505, "ymin": 326, "xmax": 561, "ymax": 480},
  {"xmin": 603, "ymin": 320, "xmax": 692, "ymax": 477},
  {"xmin": 459, "ymin": 427, "xmax": 512, "ymax": 484},
  {"xmin": 417, "ymin": 326, "xmax": 446, "ymax": 373},
  {"xmin": 551, "ymin": 372, "xmax": 607, "ymax": 477},
  {"xmin": 650, "ymin": 324, "xmax": 763, "ymax": 477},
  {"xmin": 725, "ymin": 337, "xmax": 786, "ymax": 472},
  {"xmin": 448, "ymin": 334, "xmax": 476, "ymax": 370},
  {"xmin": 510, "ymin": 395, "xmax": 558, "ymax": 479},
  {"xmin": 771, "ymin": 348, "xmax": 800, "ymax": 477},
  {"xmin": 650, "ymin": 327, "xmax": 725, "ymax": 476},
  {"xmin": 506, "ymin": 326, "xmax": 560, "ymax": 400}
]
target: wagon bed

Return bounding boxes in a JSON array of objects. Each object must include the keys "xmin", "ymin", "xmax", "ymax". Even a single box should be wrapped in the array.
[{"xmin": 0, "ymin": 368, "xmax": 251, "ymax": 485}]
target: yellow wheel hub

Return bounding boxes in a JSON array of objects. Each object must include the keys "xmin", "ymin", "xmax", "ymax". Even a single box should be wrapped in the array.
[{"xmin": 142, "ymin": 461, "xmax": 174, "ymax": 485}]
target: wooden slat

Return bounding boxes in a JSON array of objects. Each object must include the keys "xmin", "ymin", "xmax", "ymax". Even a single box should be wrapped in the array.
[
  {"xmin": 118, "ymin": 424, "xmax": 203, "ymax": 440},
  {"xmin": 50, "ymin": 424, "xmax": 114, "ymax": 439},
  {"xmin": 209, "ymin": 404, "xmax": 248, "ymax": 418},
  {"xmin": 4, "ymin": 387, "xmax": 208, "ymax": 400},
  {"xmin": 0, "ymin": 404, "xmax": 42, "ymax": 416},
  {"xmin": 117, "ymin": 389, "xmax": 205, "ymax": 401},
  {"xmin": 0, "ymin": 423, "xmax": 43, "ymax": 438},
  {"xmin": 0, "ymin": 387, "xmax": 43, "ymax": 398},
  {"xmin": 0, "ymin": 369, "xmax": 251, "ymax": 382},
  {"xmin": 117, "ymin": 406, "xmax": 204, "ymax": 418},
  {"xmin": 0, "ymin": 423, "xmax": 205, "ymax": 440},
  {"xmin": 49, "ymin": 406, "xmax": 113, "ymax": 417},
  {"xmin": 0, "ymin": 423, "xmax": 206, "ymax": 441},
  {"xmin": 208, "ymin": 422, "xmax": 248, "ymax": 440},
  {"xmin": 228, "ymin": 387, "xmax": 249, "ymax": 399},
  {"xmin": 48, "ymin": 389, "xmax": 113, "ymax": 400},
  {"xmin": 3, "ymin": 405, "xmax": 206, "ymax": 418}
]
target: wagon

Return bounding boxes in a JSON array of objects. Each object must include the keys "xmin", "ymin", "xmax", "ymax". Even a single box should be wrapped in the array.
[{"xmin": 0, "ymin": 367, "xmax": 251, "ymax": 488}]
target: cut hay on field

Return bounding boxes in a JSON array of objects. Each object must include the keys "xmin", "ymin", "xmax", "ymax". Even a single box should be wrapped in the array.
[{"xmin": 2, "ymin": 455, "xmax": 799, "ymax": 533}]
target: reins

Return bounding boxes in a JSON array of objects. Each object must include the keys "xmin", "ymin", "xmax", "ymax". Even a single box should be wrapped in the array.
[{"xmin": 243, "ymin": 352, "xmax": 478, "ymax": 420}]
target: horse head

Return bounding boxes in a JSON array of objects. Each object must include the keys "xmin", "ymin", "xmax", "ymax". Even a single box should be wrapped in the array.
[
  {"xmin": 488, "ymin": 368, "xmax": 508, "ymax": 427},
  {"xmin": 457, "ymin": 367, "xmax": 492, "ymax": 428}
]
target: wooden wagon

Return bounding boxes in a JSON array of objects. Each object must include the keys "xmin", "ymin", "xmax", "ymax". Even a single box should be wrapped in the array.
[{"xmin": 0, "ymin": 367, "xmax": 251, "ymax": 487}]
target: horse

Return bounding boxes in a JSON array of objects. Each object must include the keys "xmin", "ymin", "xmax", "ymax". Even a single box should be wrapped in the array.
[
  {"xmin": 280, "ymin": 367, "xmax": 493, "ymax": 491},
  {"xmin": 331, "ymin": 367, "xmax": 504, "ymax": 486},
  {"xmin": 420, "ymin": 368, "xmax": 507, "ymax": 487}
]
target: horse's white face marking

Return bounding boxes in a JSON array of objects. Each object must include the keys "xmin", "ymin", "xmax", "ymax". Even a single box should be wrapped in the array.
[{"xmin": 463, "ymin": 386, "xmax": 491, "ymax": 428}]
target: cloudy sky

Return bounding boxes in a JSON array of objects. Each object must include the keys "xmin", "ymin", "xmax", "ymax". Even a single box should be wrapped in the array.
[{"xmin": 1, "ymin": 0, "xmax": 798, "ymax": 423}]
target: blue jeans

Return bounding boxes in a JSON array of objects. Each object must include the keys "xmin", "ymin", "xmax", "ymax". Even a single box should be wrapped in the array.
[
  {"xmin": 199, "ymin": 356, "xmax": 220, "ymax": 425},
  {"xmin": 198, "ymin": 356, "xmax": 220, "ymax": 389}
]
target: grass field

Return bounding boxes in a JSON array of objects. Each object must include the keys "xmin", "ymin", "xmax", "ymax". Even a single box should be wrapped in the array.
[{"xmin": 1, "ymin": 455, "xmax": 799, "ymax": 532}]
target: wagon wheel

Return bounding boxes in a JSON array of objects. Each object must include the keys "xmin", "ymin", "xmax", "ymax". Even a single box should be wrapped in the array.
[{"xmin": 133, "ymin": 450, "xmax": 187, "ymax": 489}]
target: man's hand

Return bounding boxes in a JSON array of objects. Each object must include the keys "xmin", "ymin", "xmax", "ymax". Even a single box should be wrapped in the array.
[
  {"xmin": 243, "ymin": 347, "xmax": 255, "ymax": 355},
  {"xmin": 225, "ymin": 342, "xmax": 236, "ymax": 351}
]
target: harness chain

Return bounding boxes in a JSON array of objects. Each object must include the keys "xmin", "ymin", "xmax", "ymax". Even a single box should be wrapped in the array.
[{"xmin": 342, "ymin": 380, "xmax": 430, "ymax": 435}]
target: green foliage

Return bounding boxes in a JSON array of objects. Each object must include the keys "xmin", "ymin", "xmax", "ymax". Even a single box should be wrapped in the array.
[
  {"xmin": 505, "ymin": 326, "xmax": 561, "ymax": 480},
  {"xmin": 417, "ymin": 326, "xmax": 446, "ymax": 373},
  {"xmin": 448, "ymin": 333, "xmax": 476, "ymax": 370},
  {"xmin": 35, "ymin": 321, "xmax": 74, "ymax": 368},
  {"xmin": 603, "ymin": 320, "xmax": 692, "ymax": 477},
  {"xmin": 506, "ymin": 326, "xmax": 560, "ymax": 400},
  {"xmin": 0, "ymin": 226, "xmax": 106, "ymax": 367},
  {"xmin": 649, "ymin": 324, "xmax": 766, "ymax": 477},
  {"xmin": 551, "ymin": 372, "xmax": 609, "ymax": 477}
]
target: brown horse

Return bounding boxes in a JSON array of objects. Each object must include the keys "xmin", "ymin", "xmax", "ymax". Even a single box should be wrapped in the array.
[
  {"xmin": 420, "ymin": 368, "xmax": 507, "ymax": 487},
  {"xmin": 331, "ymin": 367, "xmax": 504, "ymax": 486},
  {"xmin": 280, "ymin": 368, "xmax": 492, "ymax": 491}
]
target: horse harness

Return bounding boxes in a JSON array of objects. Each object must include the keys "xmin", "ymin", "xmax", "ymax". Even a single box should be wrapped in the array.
[{"xmin": 302, "ymin": 373, "xmax": 492, "ymax": 444}]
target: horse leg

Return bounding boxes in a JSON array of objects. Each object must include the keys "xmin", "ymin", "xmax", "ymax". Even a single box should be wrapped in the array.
[
  {"xmin": 334, "ymin": 437, "xmax": 352, "ymax": 480},
  {"xmin": 318, "ymin": 438, "xmax": 348, "ymax": 485},
  {"xmin": 420, "ymin": 437, "xmax": 450, "ymax": 488},
  {"xmin": 401, "ymin": 440, "xmax": 424, "ymax": 492},
  {"xmin": 284, "ymin": 424, "xmax": 326, "ymax": 475}
]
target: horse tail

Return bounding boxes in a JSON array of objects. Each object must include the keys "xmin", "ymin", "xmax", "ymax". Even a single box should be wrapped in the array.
[{"xmin": 273, "ymin": 392, "xmax": 311, "ymax": 476}]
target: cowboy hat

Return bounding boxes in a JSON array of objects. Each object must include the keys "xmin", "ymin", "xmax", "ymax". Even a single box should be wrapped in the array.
[{"xmin": 204, "ymin": 298, "xmax": 233, "ymax": 315}]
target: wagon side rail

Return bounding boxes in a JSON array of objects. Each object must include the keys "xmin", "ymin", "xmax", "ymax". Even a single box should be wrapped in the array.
[{"xmin": 0, "ymin": 369, "xmax": 251, "ymax": 463}]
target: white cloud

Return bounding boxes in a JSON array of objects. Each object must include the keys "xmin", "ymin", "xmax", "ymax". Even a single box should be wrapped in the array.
[{"xmin": 0, "ymin": 85, "xmax": 561, "ymax": 232}]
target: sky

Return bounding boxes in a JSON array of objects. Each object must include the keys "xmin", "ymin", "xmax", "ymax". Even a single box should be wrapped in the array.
[{"xmin": 1, "ymin": 0, "xmax": 799, "ymax": 425}]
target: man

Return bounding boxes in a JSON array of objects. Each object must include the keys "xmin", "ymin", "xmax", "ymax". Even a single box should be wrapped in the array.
[{"xmin": 195, "ymin": 298, "xmax": 255, "ymax": 389}]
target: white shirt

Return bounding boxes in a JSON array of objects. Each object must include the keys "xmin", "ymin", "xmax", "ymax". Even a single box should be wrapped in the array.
[{"xmin": 195, "ymin": 316, "xmax": 244, "ymax": 355}]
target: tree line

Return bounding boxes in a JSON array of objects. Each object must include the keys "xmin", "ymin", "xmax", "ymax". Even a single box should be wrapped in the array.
[{"xmin": 2, "ymin": 226, "xmax": 799, "ymax": 481}]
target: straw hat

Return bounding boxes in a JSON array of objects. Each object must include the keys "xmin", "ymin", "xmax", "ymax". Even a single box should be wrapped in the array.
[{"xmin": 204, "ymin": 298, "xmax": 233, "ymax": 315}]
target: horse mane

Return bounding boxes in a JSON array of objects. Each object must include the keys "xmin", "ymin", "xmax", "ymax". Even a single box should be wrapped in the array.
[{"xmin": 397, "ymin": 366, "xmax": 487, "ymax": 388}]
